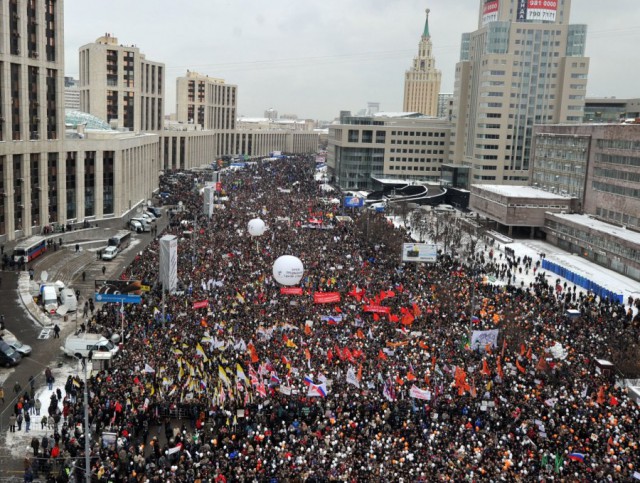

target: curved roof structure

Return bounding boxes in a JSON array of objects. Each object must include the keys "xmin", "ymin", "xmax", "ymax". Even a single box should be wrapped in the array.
[{"xmin": 65, "ymin": 109, "xmax": 113, "ymax": 130}]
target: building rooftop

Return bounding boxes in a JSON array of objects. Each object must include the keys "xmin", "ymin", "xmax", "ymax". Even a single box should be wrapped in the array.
[
  {"xmin": 474, "ymin": 185, "xmax": 570, "ymax": 199},
  {"xmin": 550, "ymin": 213, "xmax": 640, "ymax": 246},
  {"xmin": 65, "ymin": 109, "xmax": 112, "ymax": 130}
]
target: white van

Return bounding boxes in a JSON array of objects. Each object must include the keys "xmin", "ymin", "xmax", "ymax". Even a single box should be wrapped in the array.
[
  {"xmin": 61, "ymin": 333, "xmax": 119, "ymax": 359},
  {"xmin": 59, "ymin": 288, "xmax": 78, "ymax": 312},
  {"xmin": 101, "ymin": 246, "xmax": 118, "ymax": 261},
  {"xmin": 130, "ymin": 218, "xmax": 151, "ymax": 232},
  {"xmin": 41, "ymin": 285, "xmax": 58, "ymax": 314}
]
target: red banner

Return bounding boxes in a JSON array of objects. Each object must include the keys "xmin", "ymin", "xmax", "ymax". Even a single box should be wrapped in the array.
[
  {"xmin": 193, "ymin": 300, "xmax": 209, "ymax": 309},
  {"xmin": 364, "ymin": 305, "xmax": 391, "ymax": 314},
  {"xmin": 280, "ymin": 287, "xmax": 303, "ymax": 295},
  {"xmin": 314, "ymin": 292, "xmax": 341, "ymax": 304}
]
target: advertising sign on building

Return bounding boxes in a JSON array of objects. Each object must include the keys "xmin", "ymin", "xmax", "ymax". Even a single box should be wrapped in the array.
[
  {"xmin": 518, "ymin": 0, "xmax": 557, "ymax": 22},
  {"xmin": 482, "ymin": 0, "xmax": 500, "ymax": 26},
  {"xmin": 401, "ymin": 243, "xmax": 438, "ymax": 263}
]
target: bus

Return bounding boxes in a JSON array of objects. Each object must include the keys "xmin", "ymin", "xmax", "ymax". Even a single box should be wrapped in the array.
[
  {"xmin": 13, "ymin": 236, "xmax": 47, "ymax": 263},
  {"xmin": 108, "ymin": 230, "xmax": 132, "ymax": 250}
]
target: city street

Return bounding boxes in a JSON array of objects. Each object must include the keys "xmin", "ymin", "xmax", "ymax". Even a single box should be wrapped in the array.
[{"xmin": 0, "ymin": 214, "xmax": 167, "ymax": 477}]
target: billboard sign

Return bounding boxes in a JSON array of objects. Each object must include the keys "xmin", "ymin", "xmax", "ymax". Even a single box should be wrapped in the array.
[
  {"xmin": 482, "ymin": 0, "xmax": 499, "ymax": 26},
  {"xmin": 518, "ymin": 0, "xmax": 557, "ymax": 22},
  {"xmin": 402, "ymin": 243, "xmax": 438, "ymax": 263},
  {"xmin": 95, "ymin": 293, "xmax": 141, "ymax": 304},
  {"xmin": 344, "ymin": 196, "xmax": 364, "ymax": 208}
]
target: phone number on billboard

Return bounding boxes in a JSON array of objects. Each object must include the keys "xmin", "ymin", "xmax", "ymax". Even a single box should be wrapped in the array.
[{"xmin": 527, "ymin": 10, "xmax": 556, "ymax": 21}]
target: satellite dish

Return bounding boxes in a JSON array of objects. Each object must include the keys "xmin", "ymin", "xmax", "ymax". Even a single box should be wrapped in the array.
[
  {"xmin": 178, "ymin": 201, "xmax": 183, "ymax": 206},
  {"xmin": 136, "ymin": 207, "xmax": 142, "ymax": 215},
  {"xmin": 41, "ymin": 271, "xmax": 49, "ymax": 282},
  {"xmin": 111, "ymin": 333, "xmax": 121, "ymax": 343}
]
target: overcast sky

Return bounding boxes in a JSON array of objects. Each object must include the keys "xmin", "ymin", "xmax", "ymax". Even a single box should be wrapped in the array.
[{"xmin": 63, "ymin": 0, "xmax": 640, "ymax": 121}]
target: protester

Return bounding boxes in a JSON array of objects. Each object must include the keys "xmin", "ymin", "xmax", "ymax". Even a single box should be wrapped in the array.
[{"xmin": 26, "ymin": 156, "xmax": 640, "ymax": 481}]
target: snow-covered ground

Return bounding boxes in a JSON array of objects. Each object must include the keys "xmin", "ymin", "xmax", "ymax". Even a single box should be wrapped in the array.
[
  {"xmin": 2, "ymin": 360, "xmax": 82, "ymax": 459},
  {"xmin": 390, "ymin": 212, "xmax": 640, "ymax": 312}
]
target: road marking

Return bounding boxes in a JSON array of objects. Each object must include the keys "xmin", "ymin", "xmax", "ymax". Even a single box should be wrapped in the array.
[{"xmin": 37, "ymin": 328, "xmax": 51, "ymax": 339}]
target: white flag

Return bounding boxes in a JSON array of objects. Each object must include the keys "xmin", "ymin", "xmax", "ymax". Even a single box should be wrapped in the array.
[
  {"xmin": 409, "ymin": 385, "xmax": 431, "ymax": 401},
  {"xmin": 346, "ymin": 367, "xmax": 360, "ymax": 388}
]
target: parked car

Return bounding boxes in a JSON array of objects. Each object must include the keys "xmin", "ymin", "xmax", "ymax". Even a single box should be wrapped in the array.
[
  {"xmin": 101, "ymin": 246, "xmax": 118, "ymax": 261},
  {"xmin": 7, "ymin": 339, "xmax": 32, "ymax": 357},
  {"xmin": 0, "ymin": 340, "xmax": 22, "ymax": 367}
]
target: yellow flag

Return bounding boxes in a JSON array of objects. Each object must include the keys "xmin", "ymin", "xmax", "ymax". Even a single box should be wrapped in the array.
[{"xmin": 218, "ymin": 365, "xmax": 231, "ymax": 387}]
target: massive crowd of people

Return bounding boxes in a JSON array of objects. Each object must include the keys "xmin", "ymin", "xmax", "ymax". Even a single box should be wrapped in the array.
[{"xmin": 18, "ymin": 156, "xmax": 640, "ymax": 481}]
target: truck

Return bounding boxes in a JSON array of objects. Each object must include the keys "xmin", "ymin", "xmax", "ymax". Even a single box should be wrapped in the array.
[
  {"xmin": 41, "ymin": 285, "xmax": 58, "ymax": 314},
  {"xmin": 61, "ymin": 333, "xmax": 120, "ymax": 359}
]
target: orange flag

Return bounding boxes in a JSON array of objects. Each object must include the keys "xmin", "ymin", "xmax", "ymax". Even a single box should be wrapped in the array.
[
  {"xmin": 536, "ymin": 355, "xmax": 548, "ymax": 372},
  {"xmin": 520, "ymin": 344, "xmax": 526, "ymax": 357},
  {"xmin": 419, "ymin": 340, "xmax": 430, "ymax": 350},
  {"xmin": 516, "ymin": 359, "xmax": 526, "ymax": 374},
  {"xmin": 304, "ymin": 348, "xmax": 311, "ymax": 361},
  {"xmin": 395, "ymin": 375, "xmax": 404, "ymax": 386},
  {"xmin": 525, "ymin": 347, "xmax": 532, "ymax": 360},
  {"xmin": 401, "ymin": 312, "xmax": 415, "ymax": 326},
  {"xmin": 412, "ymin": 303, "xmax": 422, "ymax": 317},
  {"xmin": 355, "ymin": 328, "xmax": 365, "ymax": 339},
  {"xmin": 485, "ymin": 343, "xmax": 492, "ymax": 355},
  {"xmin": 596, "ymin": 386, "xmax": 605, "ymax": 405},
  {"xmin": 481, "ymin": 359, "xmax": 491, "ymax": 376},
  {"xmin": 247, "ymin": 342, "xmax": 259, "ymax": 363},
  {"xmin": 378, "ymin": 349, "xmax": 388, "ymax": 361},
  {"xmin": 304, "ymin": 324, "xmax": 312, "ymax": 336},
  {"xmin": 406, "ymin": 372, "xmax": 417, "ymax": 382},
  {"xmin": 357, "ymin": 364, "xmax": 363, "ymax": 382},
  {"xmin": 496, "ymin": 357, "xmax": 504, "ymax": 380}
]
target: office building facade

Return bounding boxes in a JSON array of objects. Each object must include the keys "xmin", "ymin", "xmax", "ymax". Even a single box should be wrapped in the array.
[
  {"xmin": 175, "ymin": 71, "xmax": 237, "ymax": 131},
  {"xmin": 79, "ymin": 34, "xmax": 164, "ymax": 132},
  {"xmin": 451, "ymin": 0, "xmax": 589, "ymax": 185},
  {"xmin": 403, "ymin": 9, "xmax": 441, "ymax": 117},
  {"xmin": 328, "ymin": 113, "xmax": 451, "ymax": 190},
  {"xmin": 584, "ymin": 98, "xmax": 640, "ymax": 123},
  {"xmin": 1, "ymin": 2, "xmax": 160, "ymax": 243}
]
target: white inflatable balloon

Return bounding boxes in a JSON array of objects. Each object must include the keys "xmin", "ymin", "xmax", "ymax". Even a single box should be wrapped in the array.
[
  {"xmin": 272, "ymin": 255, "xmax": 304, "ymax": 286},
  {"xmin": 247, "ymin": 218, "xmax": 266, "ymax": 237}
]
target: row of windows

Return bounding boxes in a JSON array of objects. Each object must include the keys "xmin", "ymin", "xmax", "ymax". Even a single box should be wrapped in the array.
[
  {"xmin": 390, "ymin": 149, "xmax": 445, "ymax": 154},
  {"xmin": 388, "ymin": 165, "xmax": 440, "ymax": 171},
  {"xmin": 596, "ymin": 153, "xmax": 640, "ymax": 168},
  {"xmin": 390, "ymin": 140, "xmax": 446, "ymax": 146},
  {"xmin": 547, "ymin": 220, "xmax": 640, "ymax": 261},
  {"xmin": 597, "ymin": 139, "xmax": 640, "ymax": 151},
  {"xmin": 594, "ymin": 167, "xmax": 640, "ymax": 183},
  {"xmin": 596, "ymin": 207, "xmax": 640, "ymax": 231},
  {"xmin": 389, "ymin": 157, "xmax": 445, "ymax": 163},
  {"xmin": 390, "ymin": 131, "xmax": 446, "ymax": 137},
  {"xmin": 592, "ymin": 181, "xmax": 640, "ymax": 199}
]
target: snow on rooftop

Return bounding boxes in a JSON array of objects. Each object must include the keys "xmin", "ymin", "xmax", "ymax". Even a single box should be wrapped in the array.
[
  {"xmin": 551, "ymin": 213, "xmax": 640, "ymax": 246},
  {"xmin": 475, "ymin": 185, "xmax": 569, "ymax": 199}
]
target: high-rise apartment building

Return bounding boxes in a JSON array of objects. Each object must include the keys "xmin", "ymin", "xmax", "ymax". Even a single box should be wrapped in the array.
[
  {"xmin": 403, "ymin": 9, "xmax": 441, "ymax": 117},
  {"xmin": 0, "ymin": 2, "xmax": 159, "ymax": 243},
  {"xmin": 64, "ymin": 76, "xmax": 80, "ymax": 110},
  {"xmin": 79, "ymin": 34, "xmax": 164, "ymax": 131},
  {"xmin": 451, "ymin": 0, "xmax": 589, "ymax": 185},
  {"xmin": 438, "ymin": 93, "xmax": 453, "ymax": 119},
  {"xmin": 176, "ymin": 71, "xmax": 237, "ymax": 130}
]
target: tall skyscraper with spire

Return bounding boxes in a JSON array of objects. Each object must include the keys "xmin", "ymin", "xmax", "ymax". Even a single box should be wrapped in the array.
[
  {"xmin": 450, "ymin": 0, "xmax": 589, "ymax": 185},
  {"xmin": 403, "ymin": 9, "xmax": 442, "ymax": 117}
]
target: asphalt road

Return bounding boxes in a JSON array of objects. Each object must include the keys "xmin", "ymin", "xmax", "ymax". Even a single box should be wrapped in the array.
[{"xmin": 0, "ymin": 212, "xmax": 169, "ymax": 477}]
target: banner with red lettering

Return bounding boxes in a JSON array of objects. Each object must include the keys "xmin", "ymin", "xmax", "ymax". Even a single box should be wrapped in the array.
[
  {"xmin": 193, "ymin": 300, "xmax": 209, "ymax": 309},
  {"xmin": 363, "ymin": 305, "xmax": 391, "ymax": 314},
  {"xmin": 314, "ymin": 292, "xmax": 341, "ymax": 304},
  {"xmin": 280, "ymin": 287, "xmax": 303, "ymax": 295}
]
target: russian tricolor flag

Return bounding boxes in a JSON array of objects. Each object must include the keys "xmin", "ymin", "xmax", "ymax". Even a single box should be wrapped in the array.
[
  {"xmin": 303, "ymin": 375, "xmax": 314, "ymax": 386},
  {"xmin": 568, "ymin": 453, "xmax": 585, "ymax": 463}
]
